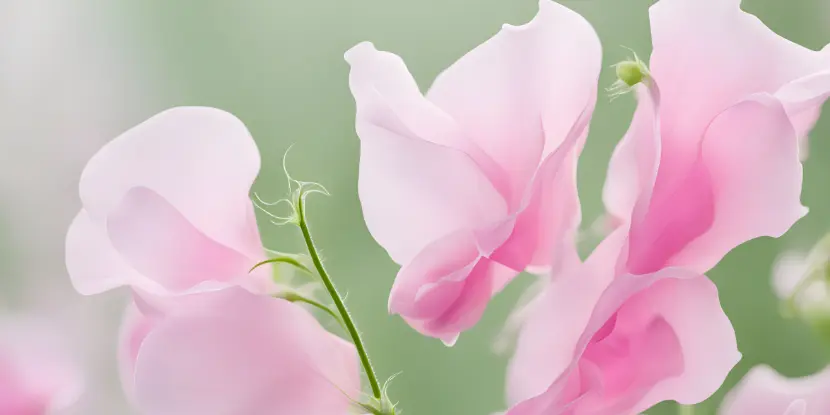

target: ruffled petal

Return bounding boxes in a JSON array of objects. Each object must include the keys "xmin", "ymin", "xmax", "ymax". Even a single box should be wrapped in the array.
[
  {"xmin": 602, "ymin": 85, "xmax": 661, "ymax": 227},
  {"xmin": 426, "ymin": 0, "xmax": 601, "ymax": 206},
  {"xmin": 507, "ymin": 242, "xmax": 738, "ymax": 414},
  {"xmin": 78, "ymin": 107, "xmax": 263, "ymax": 260},
  {"xmin": 492, "ymin": 100, "xmax": 594, "ymax": 273},
  {"xmin": 65, "ymin": 209, "xmax": 142, "ymax": 295},
  {"xmin": 107, "ymin": 187, "xmax": 253, "ymax": 293},
  {"xmin": 720, "ymin": 365, "xmax": 830, "ymax": 415},
  {"xmin": 668, "ymin": 95, "xmax": 805, "ymax": 272},
  {"xmin": 649, "ymin": 0, "xmax": 828, "ymax": 170},
  {"xmin": 346, "ymin": 42, "xmax": 508, "ymax": 264},
  {"xmin": 389, "ymin": 230, "xmax": 516, "ymax": 344},
  {"xmin": 506, "ymin": 230, "xmax": 627, "ymax": 405},
  {"xmin": 133, "ymin": 288, "xmax": 359, "ymax": 415}
]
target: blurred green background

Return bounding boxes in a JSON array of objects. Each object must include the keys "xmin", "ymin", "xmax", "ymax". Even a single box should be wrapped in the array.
[{"xmin": 2, "ymin": 0, "xmax": 830, "ymax": 414}]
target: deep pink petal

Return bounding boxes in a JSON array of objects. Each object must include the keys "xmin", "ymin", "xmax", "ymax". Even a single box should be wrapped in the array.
[
  {"xmin": 389, "ymin": 230, "xmax": 516, "ymax": 344},
  {"xmin": 506, "ymin": 230, "xmax": 627, "ymax": 406},
  {"xmin": 492, "ymin": 100, "xmax": 594, "ymax": 274},
  {"xmin": 668, "ymin": 95, "xmax": 805, "ymax": 272},
  {"xmin": 507, "ymin": 241, "xmax": 738, "ymax": 414},
  {"xmin": 720, "ymin": 365, "xmax": 830, "ymax": 415},
  {"xmin": 426, "ymin": 0, "xmax": 601, "ymax": 207}
]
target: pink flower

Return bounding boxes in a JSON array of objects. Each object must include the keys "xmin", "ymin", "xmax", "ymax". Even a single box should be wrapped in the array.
[
  {"xmin": 505, "ymin": 231, "xmax": 739, "ymax": 415},
  {"xmin": 65, "ymin": 107, "xmax": 271, "ymax": 298},
  {"xmin": 118, "ymin": 287, "xmax": 360, "ymax": 415},
  {"xmin": 345, "ymin": 0, "xmax": 601, "ymax": 344},
  {"xmin": 719, "ymin": 365, "xmax": 830, "ymax": 415},
  {"xmin": 604, "ymin": 0, "xmax": 830, "ymax": 276},
  {"xmin": 0, "ymin": 318, "xmax": 83, "ymax": 415}
]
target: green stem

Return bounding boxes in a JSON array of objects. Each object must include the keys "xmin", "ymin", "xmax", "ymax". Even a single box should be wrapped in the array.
[
  {"xmin": 276, "ymin": 292, "xmax": 345, "ymax": 329},
  {"xmin": 297, "ymin": 196, "xmax": 383, "ymax": 399},
  {"xmin": 678, "ymin": 404, "xmax": 695, "ymax": 415}
]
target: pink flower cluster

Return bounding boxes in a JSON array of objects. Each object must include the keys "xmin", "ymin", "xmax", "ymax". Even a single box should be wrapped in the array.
[
  {"xmin": 61, "ymin": 0, "xmax": 830, "ymax": 414},
  {"xmin": 347, "ymin": 0, "xmax": 830, "ymax": 413}
]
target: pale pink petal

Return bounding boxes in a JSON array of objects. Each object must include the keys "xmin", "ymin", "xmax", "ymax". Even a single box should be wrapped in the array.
[
  {"xmin": 602, "ymin": 85, "xmax": 661, "ymax": 227},
  {"xmin": 775, "ymin": 69, "xmax": 830, "ymax": 149},
  {"xmin": 65, "ymin": 209, "xmax": 143, "ymax": 295},
  {"xmin": 118, "ymin": 302, "xmax": 157, "ymax": 403},
  {"xmin": 349, "ymin": 0, "xmax": 600, "ymax": 342},
  {"xmin": 79, "ymin": 107, "xmax": 262, "ymax": 258},
  {"xmin": 107, "ymin": 187, "xmax": 252, "ymax": 293},
  {"xmin": 720, "ymin": 365, "xmax": 830, "ymax": 415},
  {"xmin": 346, "ymin": 42, "xmax": 507, "ymax": 264},
  {"xmin": 649, "ymin": 0, "xmax": 828, "ymax": 173},
  {"xmin": 133, "ymin": 288, "xmax": 359, "ymax": 415},
  {"xmin": 68, "ymin": 107, "xmax": 265, "ymax": 296},
  {"xmin": 426, "ymin": 0, "xmax": 601, "ymax": 206},
  {"xmin": 666, "ymin": 95, "xmax": 804, "ymax": 273},
  {"xmin": 784, "ymin": 400, "xmax": 808, "ymax": 415}
]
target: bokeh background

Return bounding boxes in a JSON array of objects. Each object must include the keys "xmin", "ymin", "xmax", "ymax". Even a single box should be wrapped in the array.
[{"xmin": 1, "ymin": 0, "xmax": 829, "ymax": 413}]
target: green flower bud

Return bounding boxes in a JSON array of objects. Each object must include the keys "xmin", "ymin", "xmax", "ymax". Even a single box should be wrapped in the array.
[
  {"xmin": 615, "ymin": 60, "xmax": 646, "ymax": 87},
  {"xmin": 606, "ymin": 48, "xmax": 650, "ymax": 100}
]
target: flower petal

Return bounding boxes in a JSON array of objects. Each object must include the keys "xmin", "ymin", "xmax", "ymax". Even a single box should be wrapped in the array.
[
  {"xmin": 118, "ymin": 302, "xmax": 156, "ymax": 403},
  {"xmin": 107, "ymin": 187, "xmax": 253, "ymax": 294},
  {"xmin": 668, "ymin": 94, "xmax": 804, "ymax": 272},
  {"xmin": 720, "ymin": 365, "xmax": 830, "ymax": 415},
  {"xmin": 427, "ymin": 0, "xmax": 601, "ymax": 207},
  {"xmin": 649, "ymin": 0, "xmax": 828, "ymax": 165},
  {"xmin": 65, "ymin": 209, "xmax": 142, "ymax": 295},
  {"xmin": 506, "ymin": 230, "xmax": 626, "ymax": 406},
  {"xmin": 389, "ymin": 230, "xmax": 516, "ymax": 344},
  {"xmin": 133, "ymin": 288, "xmax": 359, "ymax": 415},
  {"xmin": 492, "ymin": 99, "xmax": 594, "ymax": 274},
  {"xmin": 78, "ymin": 107, "xmax": 263, "ymax": 261},
  {"xmin": 775, "ymin": 69, "xmax": 830, "ymax": 152},
  {"xmin": 602, "ymin": 85, "xmax": 661, "ymax": 227},
  {"xmin": 507, "ymin": 238, "xmax": 738, "ymax": 414},
  {"xmin": 346, "ymin": 42, "xmax": 508, "ymax": 264}
]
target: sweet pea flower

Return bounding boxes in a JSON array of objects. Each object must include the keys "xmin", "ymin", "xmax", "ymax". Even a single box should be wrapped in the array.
[
  {"xmin": 65, "ymin": 107, "xmax": 272, "ymax": 299},
  {"xmin": 0, "ymin": 318, "xmax": 83, "ymax": 414},
  {"xmin": 118, "ymin": 287, "xmax": 360, "ymax": 415},
  {"xmin": 505, "ymin": 231, "xmax": 739, "ymax": 415},
  {"xmin": 603, "ymin": 0, "xmax": 830, "ymax": 276},
  {"xmin": 719, "ymin": 365, "xmax": 830, "ymax": 415},
  {"xmin": 346, "ymin": 0, "xmax": 601, "ymax": 344}
]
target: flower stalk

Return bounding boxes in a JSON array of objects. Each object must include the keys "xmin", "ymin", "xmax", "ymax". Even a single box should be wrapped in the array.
[{"xmin": 296, "ymin": 192, "xmax": 383, "ymax": 400}]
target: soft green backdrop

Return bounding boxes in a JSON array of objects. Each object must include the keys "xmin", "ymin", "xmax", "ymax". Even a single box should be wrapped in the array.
[{"xmin": 4, "ymin": 1, "xmax": 830, "ymax": 414}]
